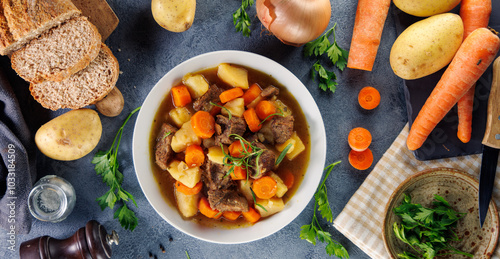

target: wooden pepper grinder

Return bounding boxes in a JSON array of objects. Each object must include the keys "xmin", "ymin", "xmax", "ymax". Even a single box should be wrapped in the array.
[{"xmin": 19, "ymin": 220, "xmax": 119, "ymax": 259}]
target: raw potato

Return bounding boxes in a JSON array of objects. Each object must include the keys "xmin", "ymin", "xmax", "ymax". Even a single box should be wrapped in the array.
[
  {"xmin": 95, "ymin": 87, "xmax": 124, "ymax": 117},
  {"xmin": 175, "ymin": 188, "xmax": 200, "ymax": 218},
  {"xmin": 35, "ymin": 109, "xmax": 102, "ymax": 161},
  {"xmin": 393, "ymin": 0, "xmax": 461, "ymax": 17},
  {"xmin": 217, "ymin": 63, "xmax": 249, "ymax": 89},
  {"xmin": 390, "ymin": 13, "xmax": 463, "ymax": 80},
  {"xmin": 151, "ymin": 0, "xmax": 196, "ymax": 32}
]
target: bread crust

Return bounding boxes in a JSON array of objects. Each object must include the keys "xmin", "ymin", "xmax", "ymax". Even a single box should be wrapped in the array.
[
  {"xmin": 0, "ymin": 0, "xmax": 81, "ymax": 55},
  {"xmin": 10, "ymin": 16, "xmax": 101, "ymax": 83},
  {"xmin": 29, "ymin": 43, "xmax": 119, "ymax": 110}
]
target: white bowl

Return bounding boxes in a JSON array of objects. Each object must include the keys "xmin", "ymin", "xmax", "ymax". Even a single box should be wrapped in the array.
[{"xmin": 132, "ymin": 50, "xmax": 326, "ymax": 244}]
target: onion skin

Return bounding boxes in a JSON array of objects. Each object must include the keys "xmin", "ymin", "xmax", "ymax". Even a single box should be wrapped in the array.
[{"xmin": 256, "ymin": 0, "xmax": 332, "ymax": 46}]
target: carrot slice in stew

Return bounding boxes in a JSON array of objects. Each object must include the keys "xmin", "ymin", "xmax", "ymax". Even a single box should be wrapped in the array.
[
  {"xmin": 223, "ymin": 211, "xmax": 242, "ymax": 221},
  {"xmin": 229, "ymin": 140, "xmax": 252, "ymax": 158},
  {"xmin": 198, "ymin": 197, "xmax": 219, "ymax": 218},
  {"xmin": 171, "ymin": 85, "xmax": 192, "ymax": 107},
  {"xmin": 255, "ymin": 100, "xmax": 277, "ymax": 120},
  {"xmin": 281, "ymin": 170, "xmax": 295, "ymax": 189},
  {"xmin": 230, "ymin": 165, "xmax": 247, "ymax": 180},
  {"xmin": 348, "ymin": 127, "xmax": 372, "ymax": 152},
  {"xmin": 252, "ymin": 176, "xmax": 278, "ymax": 199},
  {"xmin": 242, "ymin": 207, "xmax": 261, "ymax": 223},
  {"xmin": 219, "ymin": 87, "xmax": 244, "ymax": 103},
  {"xmin": 243, "ymin": 108, "xmax": 262, "ymax": 132},
  {"xmin": 191, "ymin": 111, "xmax": 215, "ymax": 139},
  {"xmin": 175, "ymin": 181, "xmax": 202, "ymax": 195},
  {"xmin": 185, "ymin": 144, "xmax": 205, "ymax": 167},
  {"xmin": 348, "ymin": 148, "xmax": 373, "ymax": 170},
  {"xmin": 243, "ymin": 83, "xmax": 262, "ymax": 105},
  {"xmin": 358, "ymin": 86, "xmax": 380, "ymax": 110}
]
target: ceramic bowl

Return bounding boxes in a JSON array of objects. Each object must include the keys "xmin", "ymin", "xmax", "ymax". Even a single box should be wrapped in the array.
[
  {"xmin": 383, "ymin": 167, "xmax": 499, "ymax": 258},
  {"xmin": 132, "ymin": 50, "xmax": 326, "ymax": 244}
]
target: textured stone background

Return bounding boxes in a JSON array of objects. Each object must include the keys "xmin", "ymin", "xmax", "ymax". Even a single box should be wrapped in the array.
[{"xmin": 1, "ymin": 0, "xmax": 408, "ymax": 258}]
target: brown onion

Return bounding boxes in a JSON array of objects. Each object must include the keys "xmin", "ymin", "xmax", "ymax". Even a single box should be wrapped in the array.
[{"xmin": 256, "ymin": 0, "xmax": 332, "ymax": 46}]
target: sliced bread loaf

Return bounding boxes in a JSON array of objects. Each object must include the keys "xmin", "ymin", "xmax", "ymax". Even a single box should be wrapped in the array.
[
  {"xmin": 11, "ymin": 15, "xmax": 101, "ymax": 83},
  {"xmin": 29, "ymin": 43, "xmax": 119, "ymax": 110},
  {"xmin": 0, "ymin": 0, "xmax": 81, "ymax": 55}
]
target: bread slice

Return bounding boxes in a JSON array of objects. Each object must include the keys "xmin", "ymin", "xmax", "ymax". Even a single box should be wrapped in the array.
[
  {"xmin": 29, "ymin": 43, "xmax": 119, "ymax": 110},
  {"xmin": 0, "ymin": 0, "xmax": 81, "ymax": 55},
  {"xmin": 11, "ymin": 15, "xmax": 101, "ymax": 83}
]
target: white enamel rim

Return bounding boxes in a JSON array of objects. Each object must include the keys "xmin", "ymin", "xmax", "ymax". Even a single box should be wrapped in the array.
[{"xmin": 132, "ymin": 50, "xmax": 326, "ymax": 244}]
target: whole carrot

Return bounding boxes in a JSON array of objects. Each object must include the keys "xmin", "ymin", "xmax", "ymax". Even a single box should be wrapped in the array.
[
  {"xmin": 456, "ymin": 0, "xmax": 492, "ymax": 143},
  {"xmin": 407, "ymin": 28, "xmax": 500, "ymax": 151},
  {"xmin": 347, "ymin": 0, "xmax": 391, "ymax": 71}
]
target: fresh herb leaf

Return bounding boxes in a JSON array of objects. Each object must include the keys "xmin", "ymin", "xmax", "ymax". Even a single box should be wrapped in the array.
[
  {"xmin": 304, "ymin": 23, "xmax": 348, "ymax": 93},
  {"xmin": 233, "ymin": 0, "xmax": 254, "ymax": 37},
  {"xmin": 92, "ymin": 106, "xmax": 141, "ymax": 231},
  {"xmin": 312, "ymin": 61, "xmax": 337, "ymax": 93},
  {"xmin": 393, "ymin": 194, "xmax": 472, "ymax": 259},
  {"xmin": 300, "ymin": 161, "xmax": 348, "ymax": 259},
  {"xmin": 161, "ymin": 131, "xmax": 172, "ymax": 141},
  {"xmin": 186, "ymin": 251, "xmax": 191, "ymax": 259},
  {"xmin": 275, "ymin": 143, "xmax": 292, "ymax": 166}
]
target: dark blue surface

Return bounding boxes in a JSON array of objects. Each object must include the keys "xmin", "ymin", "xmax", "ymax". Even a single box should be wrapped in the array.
[{"xmin": 1, "ymin": 0, "xmax": 407, "ymax": 258}]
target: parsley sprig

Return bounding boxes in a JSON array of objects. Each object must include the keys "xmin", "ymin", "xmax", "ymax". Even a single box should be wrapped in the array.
[
  {"xmin": 233, "ymin": 0, "xmax": 254, "ymax": 37},
  {"xmin": 393, "ymin": 194, "xmax": 473, "ymax": 259},
  {"xmin": 304, "ymin": 23, "xmax": 348, "ymax": 93},
  {"xmin": 92, "ymin": 106, "xmax": 141, "ymax": 231},
  {"xmin": 300, "ymin": 161, "xmax": 349, "ymax": 258}
]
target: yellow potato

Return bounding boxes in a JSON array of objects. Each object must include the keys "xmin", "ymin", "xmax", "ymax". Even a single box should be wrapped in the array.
[
  {"xmin": 151, "ymin": 0, "xmax": 196, "ymax": 32},
  {"xmin": 394, "ymin": 0, "xmax": 461, "ymax": 17},
  {"xmin": 390, "ymin": 13, "xmax": 463, "ymax": 80},
  {"xmin": 35, "ymin": 109, "xmax": 102, "ymax": 161}
]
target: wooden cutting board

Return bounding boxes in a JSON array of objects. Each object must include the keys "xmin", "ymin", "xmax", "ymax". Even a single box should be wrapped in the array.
[{"xmin": 71, "ymin": 0, "xmax": 119, "ymax": 41}]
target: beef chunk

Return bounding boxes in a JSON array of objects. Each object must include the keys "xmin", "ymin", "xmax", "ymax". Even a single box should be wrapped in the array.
[
  {"xmin": 202, "ymin": 160, "xmax": 249, "ymax": 212},
  {"xmin": 155, "ymin": 123, "xmax": 178, "ymax": 170},
  {"xmin": 260, "ymin": 85, "xmax": 279, "ymax": 99},
  {"xmin": 250, "ymin": 142, "xmax": 276, "ymax": 179},
  {"xmin": 193, "ymin": 84, "xmax": 224, "ymax": 112},
  {"xmin": 203, "ymin": 160, "xmax": 233, "ymax": 190},
  {"xmin": 271, "ymin": 115, "xmax": 294, "ymax": 144},
  {"xmin": 214, "ymin": 115, "xmax": 247, "ymax": 145},
  {"xmin": 207, "ymin": 189, "xmax": 248, "ymax": 212}
]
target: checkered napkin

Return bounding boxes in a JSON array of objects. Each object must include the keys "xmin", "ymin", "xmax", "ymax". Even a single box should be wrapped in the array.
[{"xmin": 333, "ymin": 123, "xmax": 500, "ymax": 258}]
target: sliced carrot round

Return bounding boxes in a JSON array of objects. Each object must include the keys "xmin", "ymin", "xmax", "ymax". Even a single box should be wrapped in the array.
[
  {"xmin": 242, "ymin": 207, "xmax": 261, "ymax": 223},
  {"xmin": 198, "ymin": 197, "xmax": 219, "ymax": 218},
  {"xmin": 255, "ymin": 100, "xmax": 276, "ymax": 120},
  {"xmin": 223, "ymin": 211, "xmax": 242, "ymax": 221},
  {"xmin": 358, "ymin": 86, "xmax": 380, "ymax": 110},
  {"xmin": 175, "ymin": 181, "xmax": 202, "ymax": 195},
  {"xmin": 191, "ymin": 111, "xmax": 215, "ymax": 139},
  {"xmin": 348, "ymin": 148, "xmax": 373, "ymax": 170},
  {"xmin": 348, "ymin": 127, "xmax": 372, "ymax": 152},
  {"xmin": 252, "ymin": 176, "xmax": 278, "ymax": 199},
  {"xmin": 185, "ymin": 144, "xmax": 205, "ymax": 167},
  {"xmin": 229, "ymin": 140, "xmax": 252, "ymax": 158}
]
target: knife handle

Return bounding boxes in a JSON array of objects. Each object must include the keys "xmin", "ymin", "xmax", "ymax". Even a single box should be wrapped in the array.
[{"xmin": 483, "ymin": 56, "xmax": 500, "ymax": 149}]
